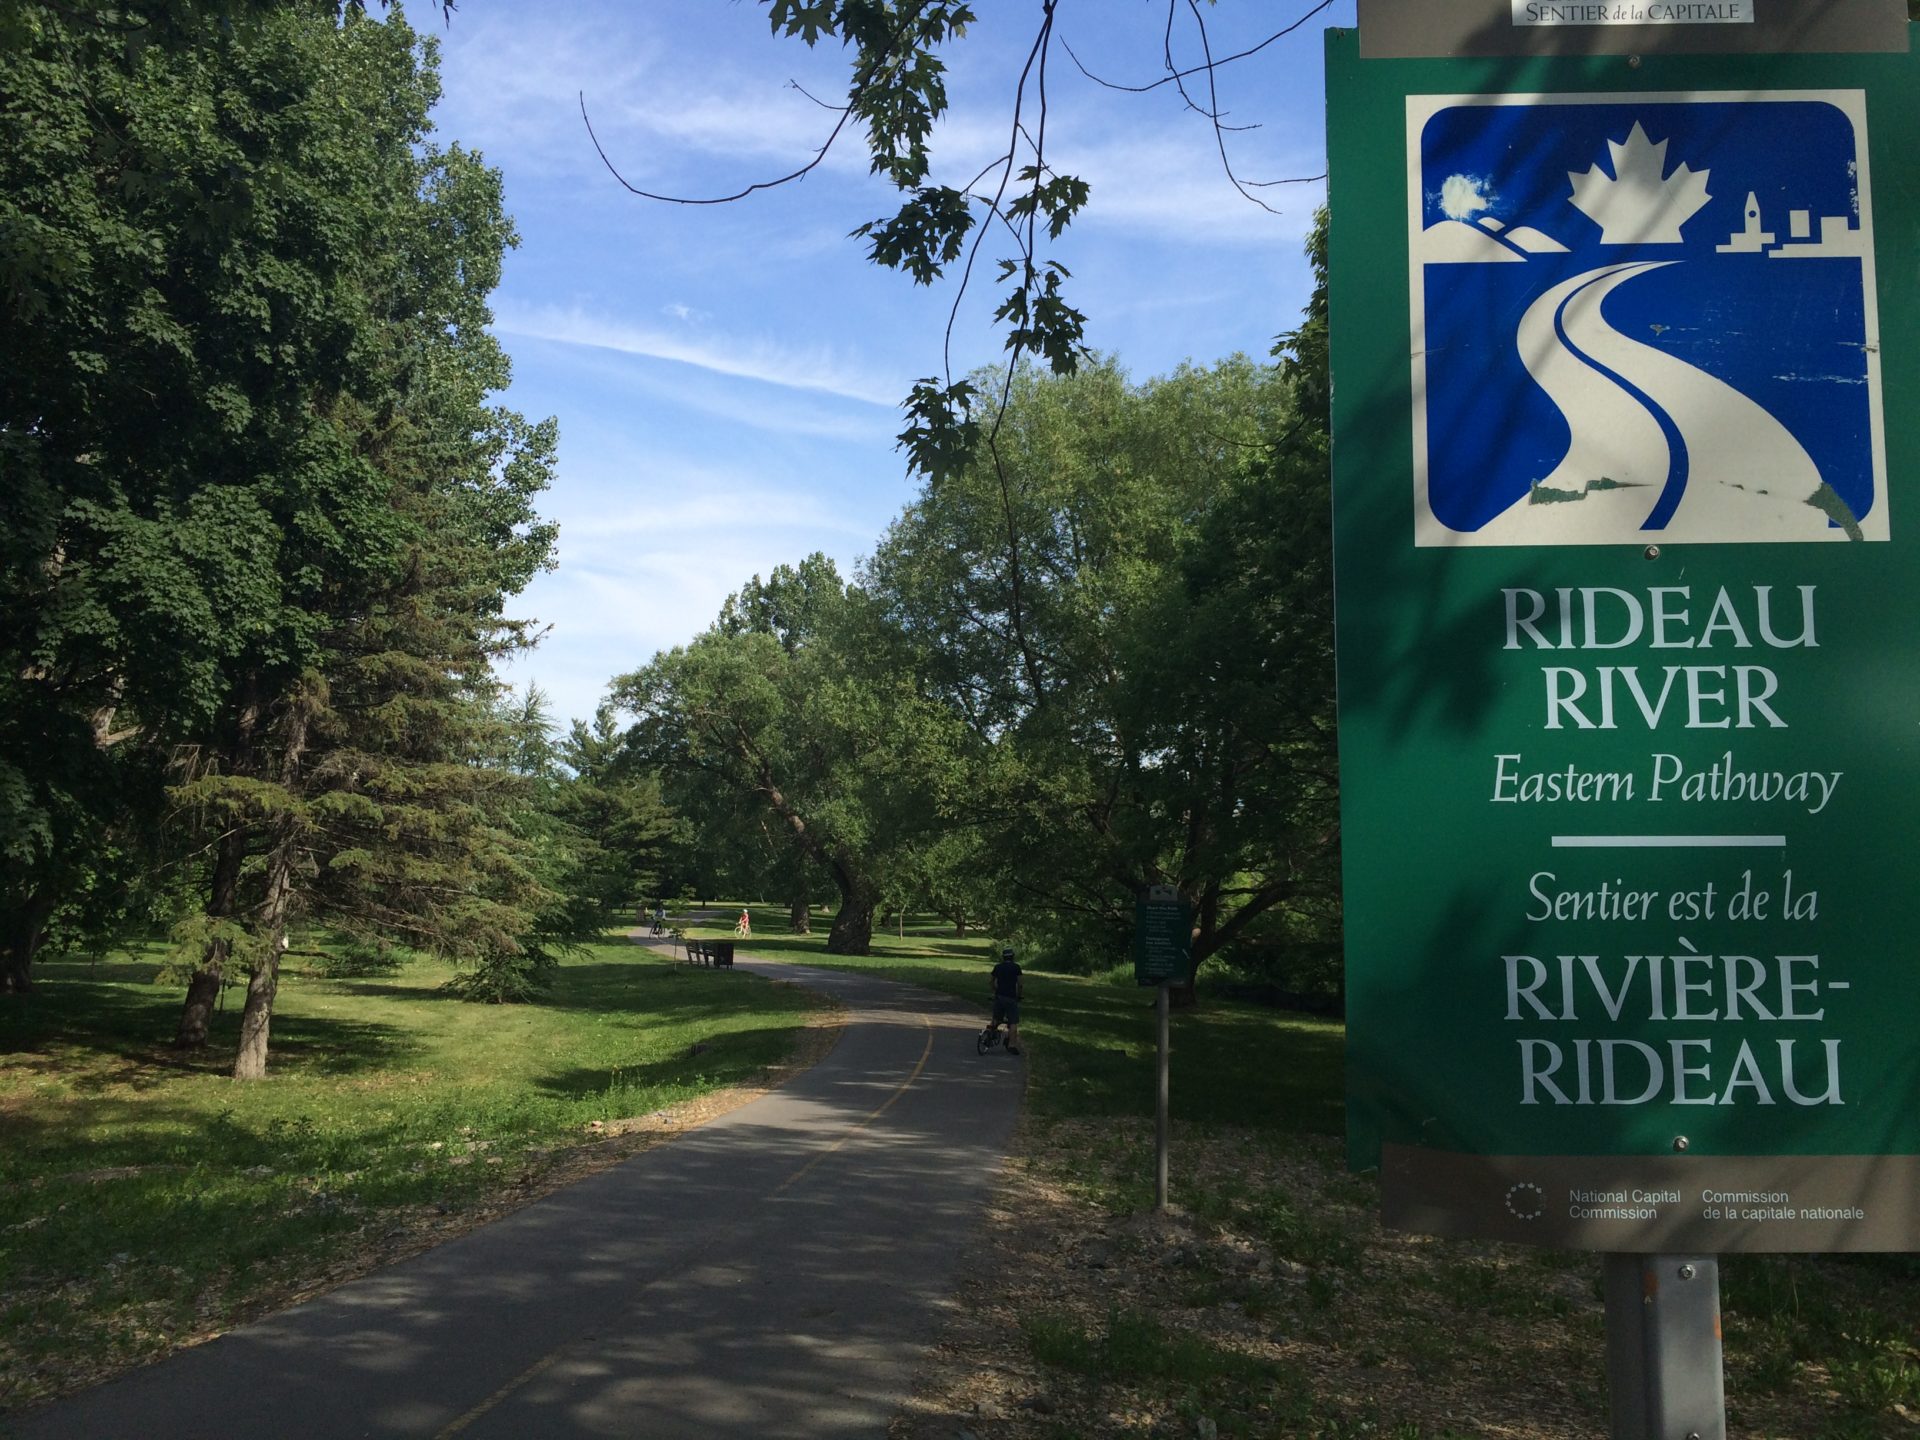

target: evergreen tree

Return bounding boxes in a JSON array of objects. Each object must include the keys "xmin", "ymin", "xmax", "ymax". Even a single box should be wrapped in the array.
[
  {"xmin": 1, "ymin": 3, "xmax": 560, "ymax": 1066},
  {"xmin": 556, "ymin": 703, "xmax": 679, "ymax": 926}
]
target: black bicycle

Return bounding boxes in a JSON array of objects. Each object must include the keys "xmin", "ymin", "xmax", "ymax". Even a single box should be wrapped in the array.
[{"xmin": 975, "ymin": 1019, "xmax": 1005, "ymax": 1055}]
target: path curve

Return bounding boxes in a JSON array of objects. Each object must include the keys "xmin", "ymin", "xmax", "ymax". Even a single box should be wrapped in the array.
[
  {"xmin": 1565, "ymin": 267, "xmax": 1833, "ymax": 539},
  {"xmin": 1485, "ymin": 261, "xmax": 1836, "ymax": 541},
  {"xmin": 16, "ymin": 954, "xmax": 1023, "ymax": 1440},
  {"xmin": 1527, "ymin": 263, "xmax": 1672, "ymax": 508}
]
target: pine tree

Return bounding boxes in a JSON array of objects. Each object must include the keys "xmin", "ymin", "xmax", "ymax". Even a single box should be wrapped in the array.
[{"xmin": 0, "ymin": 3, "xmax": 558, "ymax": 1067}]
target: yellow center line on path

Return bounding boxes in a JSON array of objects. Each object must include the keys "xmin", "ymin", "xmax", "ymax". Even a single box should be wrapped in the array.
[
  {"xmin": 769, "ymin": 1012, "xmax": 934, "ymax": 1198},
  {"xmin": 433, "ymin": 1349, "xmax": 565, "ymax": 1440},
  {"xmin": 433, "ymin": 1010, "xmax": 935, "ymax": 1436}
]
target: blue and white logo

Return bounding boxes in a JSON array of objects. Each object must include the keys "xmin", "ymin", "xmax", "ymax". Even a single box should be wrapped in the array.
[{"xmin": 1408, "ymin": 91, "xmax": 1887, "ymax": 547}]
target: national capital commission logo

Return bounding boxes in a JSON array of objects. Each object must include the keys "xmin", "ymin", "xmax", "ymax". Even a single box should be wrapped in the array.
[{"xmin": 1407, "ymin": 92, "xmax": 1888, "ymax": 547}]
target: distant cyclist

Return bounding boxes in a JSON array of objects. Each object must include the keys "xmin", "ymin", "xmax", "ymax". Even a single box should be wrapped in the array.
[{"xmin": 988, "ymin": 946, "xmax": 1024, "ymax": 1055}]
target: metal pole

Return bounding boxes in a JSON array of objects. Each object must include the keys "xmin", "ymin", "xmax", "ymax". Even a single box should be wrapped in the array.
[
  {"xmin": 1603, "ymin": 1254, "xmax": 1726, "ymax": 1440},
  {"xmin": 1154, "ymin": 980, "xmax": 1170, "ymax": 1212}
]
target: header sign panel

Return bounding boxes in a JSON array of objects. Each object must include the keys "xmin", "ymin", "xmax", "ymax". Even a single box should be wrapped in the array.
[
  {"xmin": 1515, "ymin": 2, "xmax": 1755, "ymax": 26},
  {"xmin": 1328, "ymin": 25, "xmax": 1920, "ymax": 1253},
  {"xmin": 1358, "ymin": 0, "xmax": 1908, "ymax": 58}
]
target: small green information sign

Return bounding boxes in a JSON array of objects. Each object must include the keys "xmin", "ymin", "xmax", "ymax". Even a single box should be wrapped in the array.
[
  {"xmin": 1328, "ymin": 18, "xmax": 1920, "ymax": 1253},
  {"xmin": 1134, "ymin": 885, "xmax": 1192, "ymax": 987}
]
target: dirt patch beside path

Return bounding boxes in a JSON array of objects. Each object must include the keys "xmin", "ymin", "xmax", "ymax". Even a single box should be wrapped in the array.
[{"xmin": 888, "ymin": 1116, "xmax": 1899, "ymax": 1440}]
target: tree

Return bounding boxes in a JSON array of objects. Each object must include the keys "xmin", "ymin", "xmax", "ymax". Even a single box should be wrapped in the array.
[
  {"xmin": 174, "ymin": 11, "xmax": 559, "ymax": 1065},
  {"xmin": 0, "ymin": 707, "xmax": 172, "ymax": 993},
  {"xmin": 615, "ymin": 557, "xmax": 969, "ymax": 954},
  {"xmin": 886, "ymin": 825, "xmax": 998, "ymax": 938},
  {"xmin": 554, "ymin": 703, "xmax": 679, "ymax": 924},
  {"xmin": 863, "ymin": 337, "xmax": 1338, "ymax": 981},
  {"xmin": 2, "ymin": 3, "xmax": 559, "ymax": 1068}
]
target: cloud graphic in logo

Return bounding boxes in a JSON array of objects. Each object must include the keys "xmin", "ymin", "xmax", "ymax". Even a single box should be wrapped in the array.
[{"xmin": 1440, "ymin": 173, "xmax": 1494, "ymax": 221}]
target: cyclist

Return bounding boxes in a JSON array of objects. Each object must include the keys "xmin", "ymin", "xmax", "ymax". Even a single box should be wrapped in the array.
[{"xmin": 988, "ymin": 945, "xmax": 1024, "ymax": 1055}]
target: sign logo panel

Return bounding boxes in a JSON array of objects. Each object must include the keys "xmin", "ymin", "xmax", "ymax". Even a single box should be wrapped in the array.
[{"xmin": 1409, "ymin": 92, "xmax": 1886, "ymax": 546}]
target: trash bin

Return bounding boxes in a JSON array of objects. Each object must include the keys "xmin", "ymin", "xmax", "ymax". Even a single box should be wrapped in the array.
[{"xmin": 711, "ymin": 940, "xmax": 734, "ymax": 967}]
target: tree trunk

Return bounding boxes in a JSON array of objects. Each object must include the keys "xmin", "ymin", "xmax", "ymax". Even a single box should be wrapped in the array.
[
  {"xmin": 748, "ymin": 759, "xmax": 873, "ymax": 955},
  {"xmin": 175, "ymin": 830, "xmax": 246, "ymax": 1049},
  {"xmin": 2, "ymin": 938, "xmax": 35, "ymax": 994},
  {"xmin": 231, "ymin": 688, "xmax": 314, "ymax": 1081},
  {"xmin": 232, "ymin": 945, "xmax": 283, "ymax": 1081},
  {"xmin": 2, "ymin": 889, "xmax": 55, "ymax": 994},
  {"xmin": 826, "ymin": 888, "xmax": 876, "ymax": 955},
  {"xmin": 234, "ymin": 847, "xmax": 293, "ymax": 1080},
  {"xmin": 788, "ymin": 892, "xmax": 811, "ymax": 934},
  {"xmin": 178, "ymin": 682, "xmax": 263, "ymax": 1050},
  {"xmin": 953, "ymin": 911, "xmax": 968, "ymax": 939}
]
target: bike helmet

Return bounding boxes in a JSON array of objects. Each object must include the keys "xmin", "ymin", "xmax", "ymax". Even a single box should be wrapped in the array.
[{"xmin": 999, "ymin": 946, "xmax": 1016, "ymax": 960}]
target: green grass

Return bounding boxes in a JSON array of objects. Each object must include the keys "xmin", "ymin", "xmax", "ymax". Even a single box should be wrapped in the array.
[
  {"xmin": 0, "ymin": 936, "xmax": 818, "ymax": 1410},
  {"xmin": 1022, "ymin": 1305, "xmax": 1292, "ymax": 1387},
  {"xmin": 693, "ymin": 905, "xmax": 1346, "ymax": 1137}
]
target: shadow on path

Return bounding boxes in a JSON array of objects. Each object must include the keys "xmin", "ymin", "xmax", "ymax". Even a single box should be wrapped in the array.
[{"xmin": 14, "ymin": 958, "xmax": 1025, "ymax": 1440}]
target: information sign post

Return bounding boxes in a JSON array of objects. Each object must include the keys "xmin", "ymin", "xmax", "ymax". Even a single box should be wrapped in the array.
[
  {"xmin": 1328, "ymin": 3, "xmax": 1917, "ymax": 1435},
  {"xmin": 1135, "ymin": 885, "xmax": 1192, "ymax": 1212}
]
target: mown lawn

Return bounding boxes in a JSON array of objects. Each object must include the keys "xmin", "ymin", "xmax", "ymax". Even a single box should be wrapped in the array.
[{"xmin": 0, "ymin": 936, "xmax": 818, "ymax": 1412}]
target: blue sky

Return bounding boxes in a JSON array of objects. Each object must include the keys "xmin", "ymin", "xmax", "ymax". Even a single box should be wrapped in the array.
[{"xmin": 427, "ymin": 0, "xmax": 1355, "ymax": 727}]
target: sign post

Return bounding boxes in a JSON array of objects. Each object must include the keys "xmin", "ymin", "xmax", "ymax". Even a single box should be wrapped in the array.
[
  {"xmin": 1328, "ymin": 2, "xmax": 1916, "ymax": 1434},
  {"xmin": 1134, "ymin": 885, "xmax": 1192, "ymax": 1212},
  {"xmin": 1603, "ymin": 1253, "xmax": 1726, "ymax": 1440}
]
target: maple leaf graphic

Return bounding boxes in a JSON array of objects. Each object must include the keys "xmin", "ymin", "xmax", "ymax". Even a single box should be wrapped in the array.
[{"xmin": 1568, "ymin": 121, "xmax": 1712, "ymax": 245}]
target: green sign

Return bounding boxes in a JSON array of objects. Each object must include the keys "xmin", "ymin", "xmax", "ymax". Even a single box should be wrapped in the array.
[
  {"xmin": 1134, "ymin": 886, "xmax": 1192, "ymax": 986},
  {"xmin": 1329, "ymin": 23, "xmax": 1920, "ymax": 1251}
]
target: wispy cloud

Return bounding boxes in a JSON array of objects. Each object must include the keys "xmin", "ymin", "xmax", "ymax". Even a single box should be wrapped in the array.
[
  {"xmin": 499, "ymin": 485, "xmax": 885, "ymax": 724},
  {"xmin": 439, "ymin": 9, "xmax": 1319, "ymax": 260},
  {"xmin": 504, "ymin": 333, "xmax": 903, "ymax": 444},
  {"xmin": 1063, "ymin": 129, "xmax": 1326, "ymax": 245},
  {"xmin": 560, "ymin": 487, "xmax": 883, "ymax": 543},
  {"xmin": 493, "ymin": 301, "xmax": 904, "ymax": 406},
  {"xmin": 436, "ymin": 12, "xmax": 879, "ymax": 188}
]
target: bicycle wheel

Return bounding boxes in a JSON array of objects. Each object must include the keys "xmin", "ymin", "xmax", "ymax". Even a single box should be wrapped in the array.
[{"xmin": 975, "ymin": 1026, "xmax": 994, "ymax": 1055}]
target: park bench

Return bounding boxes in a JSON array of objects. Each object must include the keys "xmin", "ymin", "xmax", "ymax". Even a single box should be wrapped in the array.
[{"xmin": 683, "ymin": 940, "xmax": 735, "ymax": 968}]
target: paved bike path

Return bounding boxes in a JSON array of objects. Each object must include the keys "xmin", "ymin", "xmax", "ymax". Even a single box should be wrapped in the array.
[{"xmin": 16, "ymin": 958, "xmax": 1023, "ymax": 1440}]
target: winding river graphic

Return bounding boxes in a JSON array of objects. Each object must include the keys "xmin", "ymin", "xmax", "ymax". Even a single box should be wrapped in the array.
[{"xmin": 1409, "ymin": 95, "xmax": 1886, "ymax": 547}]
